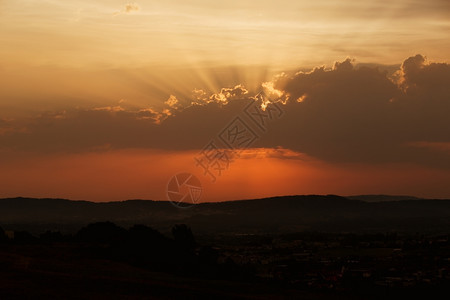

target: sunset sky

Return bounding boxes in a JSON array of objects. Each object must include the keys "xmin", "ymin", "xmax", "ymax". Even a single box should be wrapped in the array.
[{"xmin": 1, "ymin": 0, "xmax": 449, "ymax": 202}]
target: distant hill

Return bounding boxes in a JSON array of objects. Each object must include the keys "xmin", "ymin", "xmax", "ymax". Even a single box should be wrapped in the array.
[
  {"xmin": 347, "ymin": 195, "xmax": 421, "ymax": 202},
  {"xmin": 1, "ymin": 195, "xmax": 449, "ymax": 234}
]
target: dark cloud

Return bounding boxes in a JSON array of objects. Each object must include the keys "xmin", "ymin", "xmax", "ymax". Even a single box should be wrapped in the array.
[
  {"xmin": 1, "ymin": 55, "xmax": 449, "ymax": 168},
  {"xmin": 0, "ymin": 100, "xmax": 247, "ymax": 153},
  {"xmin": 0, "ymin": 119, "xmax": 10, "ymax": 135},
  {"xmin": 0, "ymin": 118, "xmax": 24, "ymax": 136},
  {"xmin": 261, "ymin": 55, "xmax": 450, "ymax": 166},
  {"xmin": 262, "ymin": 58, "xmax": 400, "ymax": 162}
]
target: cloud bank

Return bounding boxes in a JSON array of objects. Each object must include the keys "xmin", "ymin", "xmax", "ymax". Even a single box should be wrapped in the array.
[{"xmin": 1, "ymin": 55, "xmax": 449, "ymax": 168}]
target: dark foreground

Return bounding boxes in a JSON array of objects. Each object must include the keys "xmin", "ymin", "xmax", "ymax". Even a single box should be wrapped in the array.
[{"xmin": 1, "ymin": 223, "xmax": 449, "ymax": 299}]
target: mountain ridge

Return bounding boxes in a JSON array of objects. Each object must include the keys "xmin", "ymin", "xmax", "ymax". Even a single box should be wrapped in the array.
[{"xmin": 1, "ymin": 195, "xmax": 449, "ymax": 234}]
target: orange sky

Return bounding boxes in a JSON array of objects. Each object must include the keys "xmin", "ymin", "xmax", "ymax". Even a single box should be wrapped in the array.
[
  {"xmin": 0, "ymin": 148, "xmax": 449, "ymax": 202},
  {"xmin": 0, "ymin": 1, "xmax": 450, "ymax": 201}
]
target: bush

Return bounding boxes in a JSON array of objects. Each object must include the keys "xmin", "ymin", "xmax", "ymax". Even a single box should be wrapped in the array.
[
  {"xmin": 0, "ymin": 226, "xmax": 7, "ymax": 243},
  {"xmin": 76, "ymin": 222, "xmax": 127, "ymax": 244}
]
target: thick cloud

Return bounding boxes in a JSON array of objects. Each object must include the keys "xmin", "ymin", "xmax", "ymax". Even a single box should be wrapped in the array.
[
  {"xmin": 0, "ymin": 100, "xmax": 246, "ymax": 153},
  {"xmin": 1, "ymin": 55, "xmax": 449, "ymax": 168},
  {"xmin": 260, "ymin": 55, "xmax": 450, "ymax": 166}
]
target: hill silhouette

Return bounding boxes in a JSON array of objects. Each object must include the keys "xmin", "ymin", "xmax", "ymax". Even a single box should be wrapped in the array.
[
  {"xmin": 1, "ymin": 195, "xmax": 450, "ymax": 234},
  {"xmin": 0, "ymin": 198, "xmax": 449, "ymax": 299},
  {"xmin": 347, "ymin": 195, "xmax": 420, "ymax": 202}
]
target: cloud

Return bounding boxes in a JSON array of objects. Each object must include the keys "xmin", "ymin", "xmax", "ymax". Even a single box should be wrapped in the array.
[
  {"xmin": 408, "ymin": 141, "xmax": 450, "ymax": 154},
  {"xmin": 92, "ymin": 105, "xmax": 125, "ymax": 112},
  {"xmin": 164, "ymin": 95, "xmax": 180, "ymax": 109},
  {"xmin": 124, "ymin": 3, "xmax": 140, "ymax": 13},
  {"xmin": 209, "ymin": 85, "xmax": 249, "ymax": 104},
  {"xmin": 396, "ymin": 54, "xmax": 450, "ymax": 99},
  {"xmin": 1, "ymin": 55, "xmax": 449, "ymax": 169},
  {"xmin": 114, "ymin": 2, "xmax": 140, "ymax": 16},
  {"xmin": 260, "ymin": 55, "xmax": 450, "ymax": 166},
  {"xmin": 190, "ymin": 85, "xmax": 250, "ymax": 105},
  {"xmin": 0, "ymin": 119, "xmax": 12, "ymax": 135},
  {"xmin": 236, "ymin": 147, "xmax": 311, "ymax": 161},
  {"xmin": 0, "ymin": 118, "xmax": 28, "ymax": 136}
]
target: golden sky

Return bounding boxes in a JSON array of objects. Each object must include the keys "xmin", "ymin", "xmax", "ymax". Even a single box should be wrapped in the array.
[
  {"xmin": 0, "ymin": 1, "xmax": 450, "ymax": 201},
  {"xmin": 1, "ymin": 0, "xmax": 449, "ymax": 68}
]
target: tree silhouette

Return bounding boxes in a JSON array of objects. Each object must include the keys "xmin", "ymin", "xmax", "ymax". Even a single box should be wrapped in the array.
[
  {"xmin": 198, "ymin": 246, "xmax": 218, "ymax": 266},
  {"xmin": 0, "ymin": 226, "xmax": 7, "ymax": 243},
  {"xmin": 40, "ymin": 230, "xmax": 64, "ymax": 243},
  {"xmin": 14, "ymin": 231, "xmax": 37, "ymax": 244},
  {"xmin": 172, "ymin": 224, "xmax": 196, "ymax": 252},
  {"xmin": 126, "ymin": 224, "xmax": 172, "ymax": 257},
  {"xmin": 76, "ymin": 222, "xmax": 127, "ymax": 244},
  {"xmin": 110, "ymin": 224, "xmax": 175, "ymax": 269}
]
